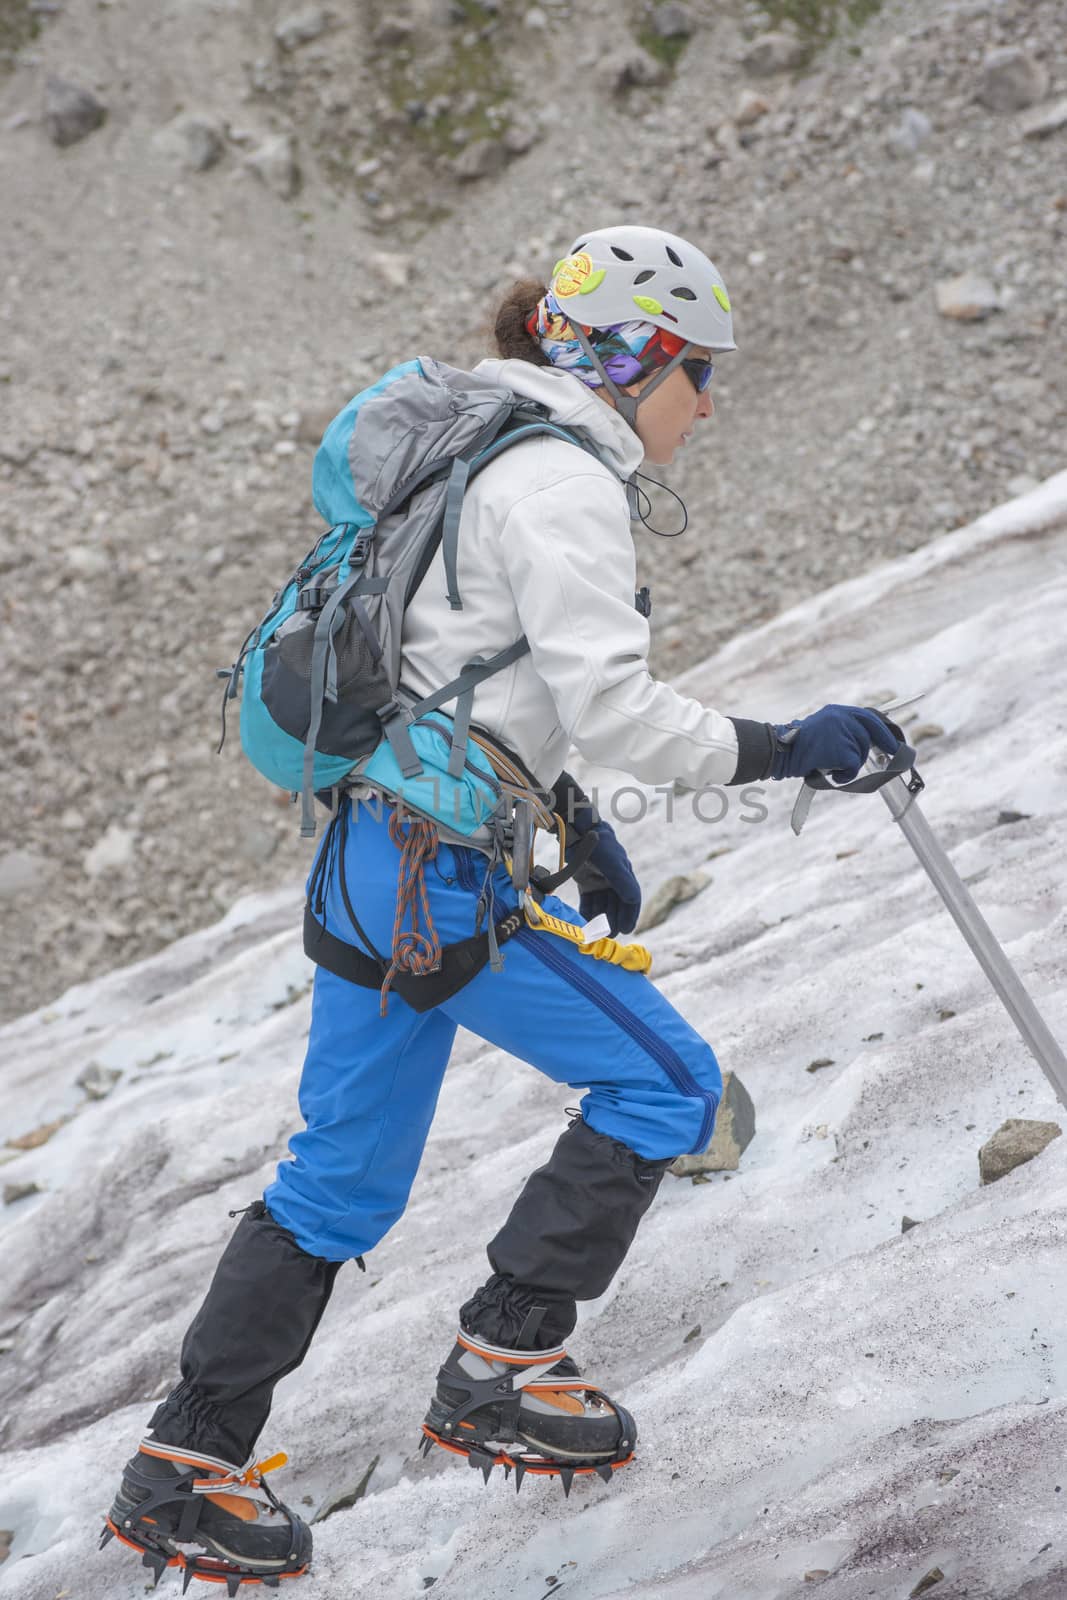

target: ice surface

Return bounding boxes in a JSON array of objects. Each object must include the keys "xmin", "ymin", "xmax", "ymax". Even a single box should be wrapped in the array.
[{"xmin": 2, "ymin": 473, "xmax": 1067, "ymax": 1600}]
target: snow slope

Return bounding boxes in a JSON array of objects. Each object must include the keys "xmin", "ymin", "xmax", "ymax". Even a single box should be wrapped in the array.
[{"xmin": 2, "ymin": 474, "xmax": 1067, "ymax": 1600}]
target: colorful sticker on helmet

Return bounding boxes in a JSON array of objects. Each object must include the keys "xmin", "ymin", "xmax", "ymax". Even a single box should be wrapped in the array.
[
  {"xmin": 713, "ymin": 285, "xmax": 731, "ymax": 312},
  {"xmin": 553, "ymin": 252, "xmax": 594, "ymax": 299}
]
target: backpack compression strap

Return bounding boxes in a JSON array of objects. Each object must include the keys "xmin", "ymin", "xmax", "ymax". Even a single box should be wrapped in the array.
[{"xmin": 301, "ymin": 548, "xmax": 387, "ymax": 837}]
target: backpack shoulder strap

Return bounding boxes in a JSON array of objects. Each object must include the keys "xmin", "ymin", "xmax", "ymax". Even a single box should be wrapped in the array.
[{"xmin": 440, "ymin": 418, "xmax": 591, "ymax": 616}]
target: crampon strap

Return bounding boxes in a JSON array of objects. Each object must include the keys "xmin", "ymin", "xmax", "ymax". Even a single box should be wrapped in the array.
[{"xmin": 192, "ymin": 1452, "xmax": 288, "ymax": 1497}]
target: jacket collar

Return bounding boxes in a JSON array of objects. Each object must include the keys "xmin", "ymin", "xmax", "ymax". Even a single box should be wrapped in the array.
[{"xmin": 473, "ymin": 357, "xmax": 646, "ymax": 480}]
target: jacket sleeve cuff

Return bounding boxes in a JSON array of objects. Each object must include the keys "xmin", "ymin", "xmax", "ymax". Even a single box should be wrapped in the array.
[
  {"xmin": 549, "ymin": 770, "xmax": 600, "ymax": 834},
  {"xmin": 727, "ymin": 718, "xmax": 776, "ymax": 785}
]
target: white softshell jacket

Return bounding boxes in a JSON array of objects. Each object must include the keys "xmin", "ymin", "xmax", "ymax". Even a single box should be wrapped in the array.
[{"xmin": 398, "ymin": 357, "xmax": 770, "ymax": 792}]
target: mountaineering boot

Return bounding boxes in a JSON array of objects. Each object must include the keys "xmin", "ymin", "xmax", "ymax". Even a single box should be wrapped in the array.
[
  {"xmin": 102, "ymin": 1437, "xmax": 311, "ymax": 1591},
  {"xmin": 418, "ymin": 1117, "xmax": 669, "ymax": 1489},
  {"xmin": 101, "ymin": 1200, "xmax": 342, "ymax": 1588},
  {"xmin": 421, "ymin": 1328, "xmax": 636, "ymax": 1492}
]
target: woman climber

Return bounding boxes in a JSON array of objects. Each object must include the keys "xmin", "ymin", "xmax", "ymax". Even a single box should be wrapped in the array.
[{"xmin": 103, "ymin": 224, "xmax": 899, "ymax": 1590}]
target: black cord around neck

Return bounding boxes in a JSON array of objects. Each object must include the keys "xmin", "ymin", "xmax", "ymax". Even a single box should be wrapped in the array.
[{"xmin": 629, "ymin": 470, "xmax": 689, "ymax": 538}]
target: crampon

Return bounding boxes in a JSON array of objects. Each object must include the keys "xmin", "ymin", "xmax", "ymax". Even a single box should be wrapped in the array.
[
  {"xmin": 421, "ymin": 1330, "xmax": 636, "ymax": 1496},
  {"xmin": 100, "ymin": 1439, "xmax": 311, "ymax": 1594}
]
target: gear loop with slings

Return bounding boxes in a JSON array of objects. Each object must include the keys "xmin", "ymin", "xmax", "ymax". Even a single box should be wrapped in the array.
[{"xmin": 379, "ymin": 809, "xmax": 444, "ymax": 1014}]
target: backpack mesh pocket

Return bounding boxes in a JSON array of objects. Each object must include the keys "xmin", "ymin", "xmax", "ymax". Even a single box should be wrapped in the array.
[{"xmin": 273, "ymin": 590, "xmax": 391, "ymax": 710}]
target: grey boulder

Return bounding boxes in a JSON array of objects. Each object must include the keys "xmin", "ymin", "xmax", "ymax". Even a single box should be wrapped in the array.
[
  {"xmin": 246, "ymin": 133, "xmax": 301, "ymax": 199},
  {"xmin": 275, "ymin": 7, "xmax": 328, "ymax": 51},
  {"xmin": 152, "ymin": 113, "xmax": 225, "ymax": 173},
  {"xmin": 742, "ymin": 32, "xmax": 806, "ymax": 77},
  {"xmin": 45, "ymin": 77, "xmax": 107, "ymax": 147},
  {"xmin": 978, "ymin": 1118, "xmax": 1061, "ymax": 1184},
  {"xmin": 977, "ymin": 48, "xmax": 1048, "ymax": 114},
  {"xmin": 671, "ymin": 1072, "xmax": 755, "ymax": 1175}
]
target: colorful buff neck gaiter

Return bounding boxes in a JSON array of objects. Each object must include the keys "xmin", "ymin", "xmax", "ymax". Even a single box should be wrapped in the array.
[{"xmin": 526, "ymin": 289, "xmax": 687, "ymax": 389}]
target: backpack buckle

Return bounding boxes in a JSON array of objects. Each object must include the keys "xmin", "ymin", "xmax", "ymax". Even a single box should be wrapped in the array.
[
  {"xmin": 295, "ymin": 587, "xmax": 325, "ymax": 612},
  {"xmin": 350, "ymin": 531, "xmax": 374, "ymax": 568}
]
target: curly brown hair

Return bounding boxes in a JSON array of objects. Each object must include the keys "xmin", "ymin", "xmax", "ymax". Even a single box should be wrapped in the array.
[{"xmin": 491, "ymin": 277, "xmax": 551, "ymax": 365}]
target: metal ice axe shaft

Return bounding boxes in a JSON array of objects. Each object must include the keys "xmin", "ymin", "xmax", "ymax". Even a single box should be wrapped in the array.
[
  {"xmin": 785, "ymin": 699, "xmax": 1067, "ymax": 1107},
  {"xmin": 876, "ymin": 773, "xmax": 1067, "ymax": 1108}
]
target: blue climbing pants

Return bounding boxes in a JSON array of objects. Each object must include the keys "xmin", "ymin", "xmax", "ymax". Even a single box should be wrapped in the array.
[{"xmin": 264, "ymin": 796, "xmax": 722, "ymax": 1267}]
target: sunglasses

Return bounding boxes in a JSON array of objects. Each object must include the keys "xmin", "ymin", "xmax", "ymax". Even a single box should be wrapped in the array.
[{"xmin": 681, "ymin": 356, "xmax": 715, "ymax": 393}]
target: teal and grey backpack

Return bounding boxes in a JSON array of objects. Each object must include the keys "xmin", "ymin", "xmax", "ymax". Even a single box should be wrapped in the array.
[{"xmin": 217, "ymin": 358, "xmax": 591, "ymax": 836}]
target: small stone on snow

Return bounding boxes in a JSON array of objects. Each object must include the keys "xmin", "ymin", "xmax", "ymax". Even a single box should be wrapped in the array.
[{"xmin": 637, "ymin": 871, "xmax": 710, "ymax": 932}]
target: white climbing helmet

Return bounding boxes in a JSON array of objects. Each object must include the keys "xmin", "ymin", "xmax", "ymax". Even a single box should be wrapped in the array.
[{"xmin": 550, "ymin": 224, "xmax": 736, "ymax": 351}]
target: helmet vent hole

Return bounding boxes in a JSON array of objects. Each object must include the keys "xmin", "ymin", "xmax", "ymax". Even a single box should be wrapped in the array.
[
  {"xmin": 633, "ymin": 269, "xmax": 655, "ymax": 284},
  {"xmin": 665, "ymin": 246, "xmax": 684, "ymax": 267},
  {"xmin": 660, "ymin": 309, "xmax": 679, "ymax": 323},
  {"xmin": 574, "ymin": 241, "xmax": 587, "ymax": 251},
  {"xmin": 610, "ymin": 246, "xmax": 634, "ymax": 261},
  {"xmin": 671, "ymin": 286, "xmax": 697, "ymax": 300}
]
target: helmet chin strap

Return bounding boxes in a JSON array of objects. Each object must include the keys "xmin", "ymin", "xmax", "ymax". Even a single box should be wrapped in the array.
[{"xmin": 569, "ymin": 323, "xmax": 694, "ymax": 430}]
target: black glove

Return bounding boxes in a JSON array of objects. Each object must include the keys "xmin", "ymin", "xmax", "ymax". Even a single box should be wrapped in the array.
[{"xmin": 550, "ymin": 772, "xmax": 642, "ymax": 937}]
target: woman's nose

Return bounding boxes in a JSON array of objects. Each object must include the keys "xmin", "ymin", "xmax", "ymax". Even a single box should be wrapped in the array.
[{"xmin": 697, "ymin": 390, "xmax": 715, "ymax": 419}]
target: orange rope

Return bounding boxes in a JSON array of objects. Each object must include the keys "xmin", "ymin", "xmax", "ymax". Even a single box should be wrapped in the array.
[{"xmin": 380, "ymin": 809, "xmax": 443, "ymax": 1015}]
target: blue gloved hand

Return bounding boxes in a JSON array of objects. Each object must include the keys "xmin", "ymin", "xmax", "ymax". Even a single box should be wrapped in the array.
[
  {"xmin": 770, "ymin": 704, "xmax": 900, "ymax": 784},
  {"xmin": 570, "ymin": 817, "xmax": 642, "ymax": 936},
  {"xmin": 553, "ymin": 772, "xmax": 642, "ymax": 937}
]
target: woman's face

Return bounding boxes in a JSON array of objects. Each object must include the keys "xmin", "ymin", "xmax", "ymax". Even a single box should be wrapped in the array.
[{"xmin": 623, "ymin": 351, "xmax": 715, "ymax": 466}]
